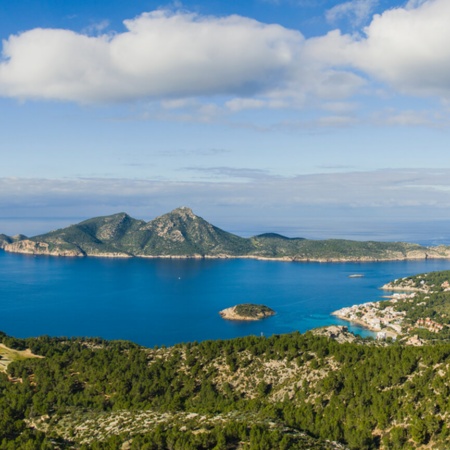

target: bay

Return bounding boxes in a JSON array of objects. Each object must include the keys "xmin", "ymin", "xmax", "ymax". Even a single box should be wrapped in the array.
[{"xmin": 2, "ymin": 250, "xmax": 450, "ymax": 347}]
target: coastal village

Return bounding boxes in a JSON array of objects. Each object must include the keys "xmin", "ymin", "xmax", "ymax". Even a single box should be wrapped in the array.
[{"xmin": 332, "ymin": 274, "xmax": 450, "ymax": 345}]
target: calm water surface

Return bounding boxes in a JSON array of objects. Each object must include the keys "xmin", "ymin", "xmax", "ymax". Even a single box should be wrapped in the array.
[{"xmin": 3, "ymin": 250, "xmax": 450, "ymax": 347}]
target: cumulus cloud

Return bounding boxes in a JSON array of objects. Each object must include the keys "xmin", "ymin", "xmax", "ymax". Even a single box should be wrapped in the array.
[
  {"xmin": 0, "ymin": 10, "xmax": 303, "ymax": 103},
  {"xmin": 0, "ymin": 8, "xmax": 367, "ymax": 107},
  {"xmin": 325, "ymin": 0, "xmax": 378, "ymax": 27},
  {"xmin": 352, "ymin": 0, "xmax": 450, "ymax": 97},
  {"xmin": 313, "ymin": 0, "xmax": 450, "ymax": 99},
  {"xmin": 0, "ymin": 1, "xmax": 450, "ymax": 111},
  {"xmin": 405, "ymin": 0, "xmax": 428, "ymax": 9}
]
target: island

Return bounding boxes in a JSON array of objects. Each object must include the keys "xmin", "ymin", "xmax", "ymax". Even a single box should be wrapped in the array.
[
  {"xmin": 3, "ymin": 206, "xmax": 450, "ymax": 262},
  {"xmin": 219, "ymin": 303, "xmax": 275, "ymax": 321}
]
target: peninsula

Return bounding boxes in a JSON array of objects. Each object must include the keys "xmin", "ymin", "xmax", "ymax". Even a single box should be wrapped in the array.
[
  {"xmin": 219, "ymin": 303, "xmax": 275, "ymax": 321},
  {"xmin": 3, "ymin": 207, "xmax": 450, "ymax": 262},
  {"xmin": 332, "ymin": 270, "xmax": 450, "ymax": 345}
]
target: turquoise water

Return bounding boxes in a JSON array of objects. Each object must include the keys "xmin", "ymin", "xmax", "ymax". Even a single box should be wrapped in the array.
[{"xmin": 2, "ymin": 250, "xmax": 450, "ymax": 347}]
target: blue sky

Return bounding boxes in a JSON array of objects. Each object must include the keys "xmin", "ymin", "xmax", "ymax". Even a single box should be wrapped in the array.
[{"xmin": 2, "ymin": 0, "xmax": 450, "ymax": 239}]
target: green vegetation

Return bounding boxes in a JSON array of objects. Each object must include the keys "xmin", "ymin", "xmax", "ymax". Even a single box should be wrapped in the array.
[
  {"xmin": 3, "ymin": 281, "xmax": 450, "ymax": 450},
  {"xmin": 378, "ymin": 270, "xmax": 450, "ymax": 341},
  {"xmin": 0, "ymin": 343, "xmax": 42, "ymax": 373},
  {"xmin": 4, "ymin": 207, "xmax": 449, "ymax": 261},
  {"xmin": 233, "ymin": 303, "xmax": 275, "ymax": 319},
  {"xmin": 3, "ymin": 243, "xmax": 450, "ymax": 449}
]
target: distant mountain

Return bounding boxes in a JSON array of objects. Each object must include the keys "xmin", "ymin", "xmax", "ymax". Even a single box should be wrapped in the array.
[
  {"xmin": 3, "ymin": 207, "xmax": 450, "ymax": 261},
  {"xmin": 3, "ymin": 213, "xmax": 145, "ymax": 257},
  {"xmin": 133, "ymin": 207, "xmax": 253, "ymax": 256},
  {"xmin": 3, "ymin": 207, "xmax": 253, "ymax": 257}
]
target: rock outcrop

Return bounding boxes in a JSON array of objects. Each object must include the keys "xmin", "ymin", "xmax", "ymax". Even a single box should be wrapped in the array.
[
  {"xmin": 5, "ymin": 240, "xmax": 84, "ymax": 257},
  {"xmin": 311, "ymin": 326, "xmax": 357, "ymax": 344}
]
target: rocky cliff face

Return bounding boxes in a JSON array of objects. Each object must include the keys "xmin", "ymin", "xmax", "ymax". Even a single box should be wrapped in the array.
[
  {"xmin": 4, "ymin": 239, "xmax": 84, "ymax": 256},
  {"xmin": 312, "ymin": 325, "xmax": 358, "ymax": 344},
  {"xmin": 0, "ymin": 234, "xmax": 12, "ymax": 249},
  {"xmin": 136, "ymin": 207, "xmax": 253, "ymax": 256},
  {"xmin": 0, "ymin": 234, "xmax": 27, "ymax": 250}
]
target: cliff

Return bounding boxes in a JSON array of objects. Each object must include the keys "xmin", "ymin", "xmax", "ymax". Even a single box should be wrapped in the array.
[{"xmin": 0, "ymin": 233, "xmax": 26, "ymax": 250}]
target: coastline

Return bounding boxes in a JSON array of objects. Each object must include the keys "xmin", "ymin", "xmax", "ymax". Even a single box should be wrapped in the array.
[
  {"xmin": 331, "ymin": 294, "xmax": 411, "ymax": 340},
  {"xmin": 331, "ymin": 312, "xmax": 380, "ymax": 332},
  {"xmin": 219, "ymin": 304, "xmax": 276, "ymax": 321},
  {"xmin": 219, "ymin": 307, "xmax": 260, "ymax": 321},
  {"xmin": 4, "ymin": 247, "xmax": 450, "ymax": 263},
  {"xmin": 380, "ymin": 285, "xmax": 428, "ymax": 292}
]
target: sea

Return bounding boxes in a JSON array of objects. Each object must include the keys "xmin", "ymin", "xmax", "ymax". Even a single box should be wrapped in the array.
[{"xmin": 3, "ymin": 250, "xmax": 450, "ymax": 347}]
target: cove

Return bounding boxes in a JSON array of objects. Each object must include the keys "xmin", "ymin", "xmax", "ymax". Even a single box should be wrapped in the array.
[{"xmin": 2, "ymin": 250, "xmax": 450, "ymax": 347}]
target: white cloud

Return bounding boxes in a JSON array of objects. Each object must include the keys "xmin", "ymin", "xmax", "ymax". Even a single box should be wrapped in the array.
[
  {"xmin": 0, "ymin": 10, "xmax": 303, "ymax": 103},
  {"xmin": 82, "ymin": 20, "xmax": 110, "ymax": 36},
  {"xmin": 326, "ymin": 0, "xmax": 379, "ymax": 27},
  {"xmin": 317, "ymin": 0, "xmax": 450, "ymax": 99},
  {"xmin": 405, "ymin": 0, "xmax": 428, "ymax": 9},
  {"xmin": 0, "ymin": 1, "xmax": 450, "ymax": 117},
  {"xmin": 2, "ymin": 169, "xmax": 450, "ymax": 212},
  {"xmin": 353, "ymin": 0, "xmax": 450, "ymax": 97},
  {"xmin": 226, "ymin": 98, "xmax": 267, "ymax": 111},
  {"xmin": 0, "ymin": 8, "xmax": 368, "ymax": 109},
  {"xmin": 372, "ymin": 109, "xmax": 435, "ymax": 126},
  {"xmin": 322, "ymin": 101, "xmax": 359, "ymax": 113}
]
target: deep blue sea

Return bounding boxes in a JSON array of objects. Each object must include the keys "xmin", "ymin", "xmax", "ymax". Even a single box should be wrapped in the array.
[{"xmin": 3, "ymin": 250, "xmax": 450, "ymax": 347}]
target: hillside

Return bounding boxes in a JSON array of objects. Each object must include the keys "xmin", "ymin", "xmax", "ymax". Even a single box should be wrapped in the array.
[
  {"xmin": 134, "ymin": 207, "xmax": 253, "ymax": 257},
  {"xmin": 333, "ymin": 270, "xmax": 450, "ymax": 344},
  {"xmin": 3, "ymin": 271, "xmax": 450, "ymax": 449},
  {"xmin": 2, "ymin": 315, "xmax": 450, "ymax": 449},
  {"xmin": 3, "ymin": 207, "xmax": 450, "ymax": 261}
]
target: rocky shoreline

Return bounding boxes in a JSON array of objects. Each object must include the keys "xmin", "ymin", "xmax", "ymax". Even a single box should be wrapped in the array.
[
  {"xmin": 3, "ymin": 207, "xmax": 450, "ymax": 263},
  {"xmin": 4, "ymin": 245, "xmax": 450, "ymax": 263},
  {"xmin": 219, "ymin": 304, "xmax": 275, "ymax": 321}
]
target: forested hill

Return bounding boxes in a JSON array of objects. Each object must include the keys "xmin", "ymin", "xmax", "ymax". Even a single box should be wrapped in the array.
[
  {"xmin": 2, "ymin": 325, "xmax": 450, "ymax": 449},
  {"xmin": 3, "ymin": 207, "xmax": 450, "ymax": 261}
]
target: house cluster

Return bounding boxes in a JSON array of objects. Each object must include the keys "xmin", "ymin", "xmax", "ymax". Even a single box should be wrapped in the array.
[
  {"xmin": 332, "ymin": 301, "xmax": 406, "ymax": 337},
  {"xmin": 441, "ymin": 281, "xmax": 450, "ymax": 291},
  {"xmin": 389, "ymin": 292, "xmax": 417, "ymax": 303},
  {"xmin": 414, "ymin": 317, "xmax": 444, "ymax": 333}
]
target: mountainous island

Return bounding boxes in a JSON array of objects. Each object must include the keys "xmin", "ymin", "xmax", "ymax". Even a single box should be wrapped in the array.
[
  {"xmin": 3, "ymin": 271, "xmax": 450, "ymax": 448},
  {"xmin": 2, "ymin": 207, "xmax": 450, "ymax": 262}
]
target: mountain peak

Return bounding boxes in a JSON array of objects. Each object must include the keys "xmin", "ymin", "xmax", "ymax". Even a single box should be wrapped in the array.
[{"xmin": 170, "ymin": 206, "xmax": 196, "ymax": 219}]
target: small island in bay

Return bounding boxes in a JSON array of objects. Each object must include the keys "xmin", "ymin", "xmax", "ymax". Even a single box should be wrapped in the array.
[{"xmin": 219, "ymin": 303, "xmax": 275, "ymax": 321}]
